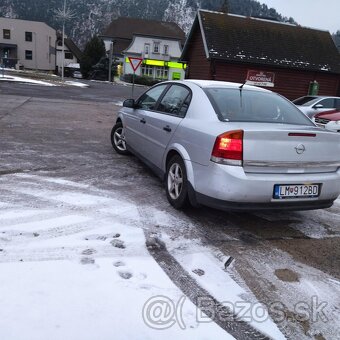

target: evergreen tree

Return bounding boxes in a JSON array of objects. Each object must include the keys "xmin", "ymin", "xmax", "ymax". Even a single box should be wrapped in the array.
[{"xmin": 80, "ymin": 36, "xmax": 106, "ymax": 78}]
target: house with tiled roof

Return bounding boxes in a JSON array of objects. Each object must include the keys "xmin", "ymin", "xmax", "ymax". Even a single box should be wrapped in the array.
[
  {"xmin": 181, "ymin": 10, "xmax": 340, "ymax": 99},
  {"xmin": 100, "ymin": 17, "xmax": 186, "ymax": 81},
  {"xmin": 56, "ymin": 35, "xmax": 83, "ymax": 75}
]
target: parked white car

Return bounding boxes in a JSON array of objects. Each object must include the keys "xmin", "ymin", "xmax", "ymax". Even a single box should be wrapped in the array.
[{"xmin": 293, "ymin": 95, "xmax": 340, "ymax": 118}]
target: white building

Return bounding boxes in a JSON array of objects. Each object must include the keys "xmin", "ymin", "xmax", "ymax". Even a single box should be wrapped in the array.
[
  {"xmin": 0, "ymin": 17, "xmax": 56, "ymax": 71},
  {"xmin": 55, "ymin": 36, "xmax": 82, "ymax": 75},
  {"xmin": 124, "ymin": 34, "xmax": 186, "ymax": 81}
]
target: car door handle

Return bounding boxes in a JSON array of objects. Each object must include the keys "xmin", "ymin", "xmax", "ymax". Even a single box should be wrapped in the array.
[
  {"xmin": 163, "ymin": 125, "xmax": 172, "ymax": 132},
  {"xmin": 140, "ymin": 118, "xmax": 146, "ymax": 124}
]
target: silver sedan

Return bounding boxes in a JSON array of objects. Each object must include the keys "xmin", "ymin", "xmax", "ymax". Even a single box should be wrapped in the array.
[{"xmin": 111, "ymin": 80, "xmax": 340, "ymax": 211}]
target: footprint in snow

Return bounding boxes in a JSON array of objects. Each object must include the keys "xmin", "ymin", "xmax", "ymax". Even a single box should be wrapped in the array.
[
  {"xmin": 113, "ymin": 261, "xmax": 125, "ymax": 267},
  {"xmin": 111, "ymin": 239, "xmax": 125, "ymax": 249},
  {"xmin": 82, "ymin": 248, "xmax": 97, "ymax": 255},
  {"xmin": 118, "ymin": 271, "xmax": 132, "ymax": 280},
  {"xmin": 81, "ymin": 257, "xmax": 95, "ymax": 265}
]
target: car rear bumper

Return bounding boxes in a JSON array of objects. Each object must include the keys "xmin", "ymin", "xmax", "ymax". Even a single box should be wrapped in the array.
[
  {"xmin": 195, "ymin": 192, "xmax": 335, "ymax": 211},
  {"xmin": 192, "ymin": 161, "xmax": 340, "ymax": 210}
]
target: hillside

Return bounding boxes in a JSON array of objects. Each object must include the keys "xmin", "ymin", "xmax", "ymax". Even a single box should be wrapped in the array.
[{"xmin": 0, "ymin": 0, "xmax": 295, "ymax": 49}]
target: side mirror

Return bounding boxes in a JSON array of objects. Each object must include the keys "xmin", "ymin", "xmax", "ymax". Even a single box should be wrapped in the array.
[
  {"xmin": 313, "ymin": 104, "xmax": 323, "ymax": 109},
  {"xmin": 123, "ymin": 99, "xmax": 136, "ymax": 108}
]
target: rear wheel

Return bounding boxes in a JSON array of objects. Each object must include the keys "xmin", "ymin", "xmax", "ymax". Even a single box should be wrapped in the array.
[
  {"xmin": 166, "ymin": 155, "xmax": 189, "ymax": 209},
  {"xmin": 111, "ymin": 122, "xmax": 129, "ymax": 155}
]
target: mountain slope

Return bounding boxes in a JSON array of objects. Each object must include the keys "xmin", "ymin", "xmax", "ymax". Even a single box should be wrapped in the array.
[{"xmin": 0, "ymin": 0, "xmax": 295, "ymax": 49}]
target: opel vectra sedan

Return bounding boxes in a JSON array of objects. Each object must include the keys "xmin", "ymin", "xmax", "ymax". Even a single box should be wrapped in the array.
[{"xmin": 111, "ymin": 80, "xmax": 340, "ymax": 211}]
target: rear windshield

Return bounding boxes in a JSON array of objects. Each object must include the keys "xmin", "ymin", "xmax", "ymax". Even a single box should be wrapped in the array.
[
  {"xmin": 292, "ymin": 96, "xmax": 318, "ymax": 106},
  {"xmin": 204, "ymin": 88, "xmax": 314, "ymax": 126}
]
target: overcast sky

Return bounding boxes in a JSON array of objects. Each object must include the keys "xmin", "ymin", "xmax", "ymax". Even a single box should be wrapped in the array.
[{"xmin": 260, "ymin": 0, "xmax": 339, "ymax": 33}]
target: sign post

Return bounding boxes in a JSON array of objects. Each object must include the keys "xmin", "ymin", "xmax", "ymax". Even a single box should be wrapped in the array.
[{"xmin": 128, "ymin": 57, "xmax": 143, "ymax": 98}]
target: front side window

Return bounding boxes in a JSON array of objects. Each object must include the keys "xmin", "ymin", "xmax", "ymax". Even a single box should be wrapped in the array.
[
  {"xmin": 335, "ymin": 99, "xmax": 340, "ymax": 109},
  {"xmin": 205, "ymin": 88, "xmax": 314, "ymax": 125},
  {"xmin": 25, "ymin": 50, "xmax": 33, "ymax": 60},
  {"xmin": 3, "ymin": 29, "xmax": 10, "ymax": 39},
  {"xmin": 25, "ymin": 32, "xmax": 32, "ymax": 42},
  {"xmin": 137, "ymin": 84, "xmax": 168, "ymax": 110},
  {"xmin": 158, "ymin": 85, "xmax": 191, "ymax": 116},
  {"xmin": 153, "ymin": 42, "xmax": 160, "ymax": 53},
  {"xmin": 317, "ymin": 98, "xmax": 335, "ymax": 109}
]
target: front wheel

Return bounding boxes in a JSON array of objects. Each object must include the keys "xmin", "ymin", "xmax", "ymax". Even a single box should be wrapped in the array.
[
  {"xmin": 166, "ymin": 155, "xmax": 189, "ymax": 209},
  {"xmin": 111, "ymin": 122, "xmax": 129, "ymax": 155}
]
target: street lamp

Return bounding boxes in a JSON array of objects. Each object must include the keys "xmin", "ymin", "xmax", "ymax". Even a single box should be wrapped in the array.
[{"xmin": 55, "ymin": 0, "xmax": 75, "ymax": 81}]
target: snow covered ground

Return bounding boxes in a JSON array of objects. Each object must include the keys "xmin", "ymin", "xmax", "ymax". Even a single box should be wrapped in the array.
[
  {"xmin": 0, "ymin": 70, "xmax": 88, "ymax": 88},
  {"xmin": 0, "ymin": 173, "xmax": 284, "ymax": 340}
]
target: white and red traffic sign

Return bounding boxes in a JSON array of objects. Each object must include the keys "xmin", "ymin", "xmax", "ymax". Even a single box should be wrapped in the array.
[{"xmin": 128, "ymin": 57, "xmax": 143, "ymax": 72}]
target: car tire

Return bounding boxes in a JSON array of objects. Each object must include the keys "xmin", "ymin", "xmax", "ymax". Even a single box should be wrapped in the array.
[
  {"xmin": 166, "ymin": 155, "xmax": 189, "ymax": 209},
  {"xmin": 111, "ymin": 122, "xmax": 129, "ymax": 155}
]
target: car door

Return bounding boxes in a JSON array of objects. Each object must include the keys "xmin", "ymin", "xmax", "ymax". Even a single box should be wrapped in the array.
[
  {"xmin": 124, "ymin": 84, "xmax": 168, "ymax": 154},
  {"xmin": 143, "ymin": 84, "xmax": 192, "ymax": 170}
]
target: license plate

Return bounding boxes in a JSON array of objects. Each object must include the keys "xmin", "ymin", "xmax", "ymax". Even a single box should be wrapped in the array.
[{"xmin": 273, "ymin": 184, "xmax": 320, "ymax": 199}]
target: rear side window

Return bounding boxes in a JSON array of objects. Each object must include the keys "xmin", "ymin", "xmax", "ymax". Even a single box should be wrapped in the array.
[
  {"xmin": 292, "ymin": 96, "xmax": 317, "ymax": 106},
  {"xmin": 157, "ymin": 84, "xmax": 191, "ymax": 117},
  {"xmin": 205, "ymin": 88, "xmax": 314, "ymax": 126}
]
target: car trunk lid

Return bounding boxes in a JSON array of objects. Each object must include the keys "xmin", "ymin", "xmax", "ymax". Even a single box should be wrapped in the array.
[{"xmin": 241, "ymin": 124, "xmax": 340, "ymax": 174}]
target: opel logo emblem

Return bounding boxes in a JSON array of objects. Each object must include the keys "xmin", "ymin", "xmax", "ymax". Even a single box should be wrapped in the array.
[{"xmin": 295, "ymin": 144, "xmax": 306, "ymax": 154}]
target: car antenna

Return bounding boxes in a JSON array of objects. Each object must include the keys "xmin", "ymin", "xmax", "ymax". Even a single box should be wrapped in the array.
[{"xmin": 239, "ymin": 81, "xmax": 246, "ymax": 107}]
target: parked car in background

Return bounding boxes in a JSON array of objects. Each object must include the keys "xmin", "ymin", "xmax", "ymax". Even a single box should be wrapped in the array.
[
  {"xmin": 313, "ymin": 109, "xmax": 340, "ymax": 132},
  {"xmin": 293, "ymin": 95, "xmax": 340, "ymax": 118},
  {"xmin": 111, "ymin": 80, "xmax": 340, "ymax": 211},
  {"xmin": 72, "ymin": 70, "xmax": 83, "ymax": 79}
]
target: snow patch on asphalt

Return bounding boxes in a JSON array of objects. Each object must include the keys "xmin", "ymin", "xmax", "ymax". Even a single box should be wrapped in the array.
[
  {"xmin": 65, "ymin": 80, "xmax": 89, "ymax": 88},
  {"xmin": 170, "ymin": 246, "xmax": 285, "ymax": 340},
  {"xmin": 0, "ymin": 75, "xmax": 55, "ymax": 86}
]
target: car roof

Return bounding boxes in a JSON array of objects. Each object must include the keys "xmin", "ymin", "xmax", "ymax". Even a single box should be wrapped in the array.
[
  {"xmin": 296, "ymin": 95, "xmax": 340, "ymax": 100},
  {"xmin": 176, "ymin": 79, "xmax": 271, "ymax": 93}
]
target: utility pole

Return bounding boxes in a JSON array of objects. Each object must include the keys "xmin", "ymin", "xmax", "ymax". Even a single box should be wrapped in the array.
[
  {"xmin": 108, "ymin": 40, "xmax": 114, "ymax": 82},
  {"xmin": 61, "ymin": 0, "xmax": 66, "ymax": 81}
]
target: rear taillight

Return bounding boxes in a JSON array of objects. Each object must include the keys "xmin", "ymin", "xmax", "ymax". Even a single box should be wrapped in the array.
[{"xmin": 211, "ymin": 130, "xmax": 243, "ymax": 166}]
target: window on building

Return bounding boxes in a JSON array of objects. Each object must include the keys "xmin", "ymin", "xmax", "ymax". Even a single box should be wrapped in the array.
[
  {"xmin": 25, "ymin": 50, "xmax": 33, "ymax": 60},
  {"xmin": 163, "ymin": 45, "xmax": 169, "ymax": 55},
  {"xmin": 65, "ymin": 51, "xmax": 73, "ymax": 59},
  {"xmin": 153, "ymin": 42, "xmax": 160, "ymax": 54},
  {"xmin": 3, "ymin": 29, "xmax": 10, "ymax": 39},
  {"xmin": 25, "ymin": 32, "xmax": 32, "ymax": 42},
  {"xmin": 144, "ymin": 44, "xmax": 150, "ymax": 54},
  {"xmin": 155, "ymin": 67, "xmax": 168, "ymax": 80},
  {"xmin": 3, "ymin": 48, "xmax": 10, "ymax": 58},
  {"xmin": 141, "ymin": 65, "xmax": 153, "ymax": 78}
]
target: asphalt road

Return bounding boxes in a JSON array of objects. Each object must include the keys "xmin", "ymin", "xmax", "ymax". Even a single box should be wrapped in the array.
[
  {"xmin": 0, "ymin": 77, "xmax": 147, "ymax": 103},
  {"xmin": 0, "ymin": 88, "xmax": 339, "ymax": 340}
]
